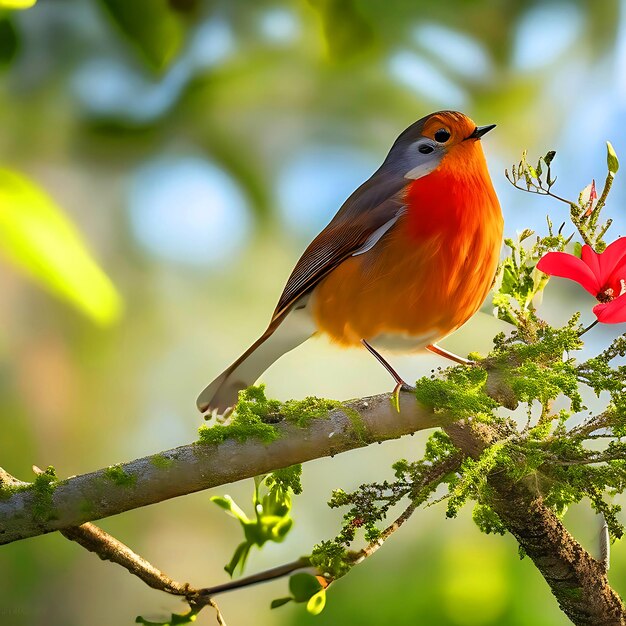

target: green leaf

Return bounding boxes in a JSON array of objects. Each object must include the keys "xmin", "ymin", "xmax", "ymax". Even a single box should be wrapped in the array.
[
  {"xmin": 211, "ymin": 494, "xmax": 248, "ymax": 522},
  {"xmin": 210, "ymin": 496, "xmax": 234, "ymax": 511},
  {"xmin": 543, "ymin": 150, "xmax": 556, "ymax": 166},
  {"xmin": 224, "ymin": 541, "xmax": 250, "ymax": 577},
  {"xmin": 573, "ymin": 242, "xmax": 582, "ymax": 258},
  {"xmin": 0, "ymin": 0, "xmax": 36, "ymax": 8},
  {"xmin": 607, "ymin": 141, "xmax": 620, "ymax": 175},
  {"xmin": 270, "ymin": 516, "xmax": 294, "ymax": 541},
  {"xmin": 307, "ymin": 589, "xmax": 327, "ymax": 615},
  {"xmin": 500, "ymin": 265, "xmax": 518, "ymax": 296},
  {"xmin": 270, "ymin": 597, "xmax": 293, "ymax": 609},
  {"xmin": 0, "ymin": 169, "xmax": 122, "ymax": 326},
  {"xmin": 289, "ymin": 573, "xmax": 323, "ymax": 602},
  {"xmin": 100, "ymin": 0, "xmax": 185, "ymax": 71}
]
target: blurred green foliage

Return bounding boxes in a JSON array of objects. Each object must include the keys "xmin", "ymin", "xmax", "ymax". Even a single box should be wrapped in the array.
[{"xmin": 100, "ymin": 0, "xmax": 189, "ymax": 72}]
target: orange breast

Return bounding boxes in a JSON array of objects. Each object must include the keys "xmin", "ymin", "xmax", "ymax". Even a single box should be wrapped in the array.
[{"xmin": 311, "ymin": 142, "xmax": 503, "ymax": 349}]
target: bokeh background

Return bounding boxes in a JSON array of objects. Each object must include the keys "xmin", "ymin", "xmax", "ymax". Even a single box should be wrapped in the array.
[{"xmin": 1, "ymin": 1, "xmax": 626, "ymax": 624}]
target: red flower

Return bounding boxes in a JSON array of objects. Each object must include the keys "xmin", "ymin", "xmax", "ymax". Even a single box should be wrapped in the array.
[{"xmin": 537, "ymin": 237, "xmax": 626, "ymax": 323}]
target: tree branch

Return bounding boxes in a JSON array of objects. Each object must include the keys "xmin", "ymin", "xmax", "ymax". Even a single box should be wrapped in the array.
[
  {"xmin": 0, "ymin": 391, "xmax": 446, "ymax": 545},
  {"xmin": 61, "ymin": 522, "xmax": 228, "ymax": 624}
]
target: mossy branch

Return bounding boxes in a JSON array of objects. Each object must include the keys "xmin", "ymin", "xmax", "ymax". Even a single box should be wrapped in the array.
[{"xmin": 0, "ymin": 390, "xmax": 447, "ymax": 546}]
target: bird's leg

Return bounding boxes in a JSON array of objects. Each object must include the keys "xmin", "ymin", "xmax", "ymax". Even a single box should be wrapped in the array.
[
  {"xmin": 426, "ymin": 343, "xmax": 474, "ymax": 366},
  {"xmin": 361, "ymin": 340, "xmax": 415, "ymax": 411}
]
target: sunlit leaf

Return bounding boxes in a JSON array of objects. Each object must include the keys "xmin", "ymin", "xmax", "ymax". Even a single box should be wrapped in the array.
[
  {"xmin": 306, "ymin": 589, "xmax": 326, "ymax": 615},
  {"xmin": 0, "ymin": 0, "xmax": 36, "ymax": 8},
  {"xmin": 210, "ymin": 494, "xmax": 249, "ymax": 522},
  {"xmin": 100, "ymin": 0, "xmax": 185, "ymax": 71},
  {"xmin": 210, "ymin": 495, "xmax": 235, "ymax": 511},
  {"xmin": 0, "ymin": 169, "xmax": 122, "ymax": 326}
]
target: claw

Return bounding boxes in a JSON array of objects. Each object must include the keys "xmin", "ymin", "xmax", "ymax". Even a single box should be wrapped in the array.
[{"xmin": 391, "ymin": 382, "xmax": 416, "ymax": 412}]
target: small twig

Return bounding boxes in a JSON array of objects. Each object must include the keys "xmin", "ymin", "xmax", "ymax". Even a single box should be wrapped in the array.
[
  {"xmin": 194, "ymin": 558, "xmax": 311, "ymax": 598},
  {"xmin": 505, "ymin": 173, "xmax": 575, "ymax": 207},
  {"xmin": 568, "ymin": 411, "xmax": 613, "ymax": 439},
  {"xmin": 551, "ymin": 452, "xmax": 624, "ymax": 466}
]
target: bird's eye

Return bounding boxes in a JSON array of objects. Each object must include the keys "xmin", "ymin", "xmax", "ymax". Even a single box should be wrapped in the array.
[
  {"xmin": 418, "ymin": 144, "xmax": 434, "ymax": 154},
  {"xmin": 434, "ymin": 128, "xmax": 451, "ymax": 143}
]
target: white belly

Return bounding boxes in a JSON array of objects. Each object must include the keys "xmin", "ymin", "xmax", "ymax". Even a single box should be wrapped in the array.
[{"xmin": 367, "ymin": 329, "xmax": 440, "ymax": 352}]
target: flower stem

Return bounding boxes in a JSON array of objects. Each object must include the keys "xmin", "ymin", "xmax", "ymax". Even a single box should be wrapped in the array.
[{"xmin": 579, "ymin": 319, "xmax": 599, "ymax": 336}]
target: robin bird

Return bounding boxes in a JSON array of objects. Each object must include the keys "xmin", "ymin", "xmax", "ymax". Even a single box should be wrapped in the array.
[{"xmin": 197, "ymin": 110, "xmax": 503, "ymax": 414}]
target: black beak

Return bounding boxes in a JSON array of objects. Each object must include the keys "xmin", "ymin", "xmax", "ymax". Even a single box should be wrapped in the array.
[{"xmin": 467, "ymin": 124, "xmax": 496, "ymax": 140}]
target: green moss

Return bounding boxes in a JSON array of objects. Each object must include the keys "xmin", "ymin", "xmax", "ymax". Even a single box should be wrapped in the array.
[
  {"xmin": 150, "ymin": 453, "xmax": 174, "ymax": 470},
  {"xmin": 341, "ymin": 405, "xmax": 367, "ymax": 442},
  {"xmin": 413, "ymin": 366, "xmax": 498, "ymax": 421},
  {"xmin": 197, "ymin": 385, "xmax": 281, "ymax": 445},
  {"xmin": 282, "ymin": 396, "xmax": 338, "ymax": 428},
  {"xmin": 197, "ymin": 385, "xmax": 343, "ymax": 445},
  {"xmin": 310, "ymin": 540, "xmax": 352, "ymax": 579},
  {"xmin": 31, "ymin": 466, "xmax": 58, "ymax": 523},
  {"xmin": 104, "ymin": 464, "xmax": 136, "ymax": 487},
  {"xmin": 446, "ymin": 443, "xmax": 506, "ymax": 519},
  {"xmin": 559, "ymin": 587, "xmax": 584, "ymax": 601},
  {"xmin": 79, "ymin": 498, "xmax": 96, "ymax": 517},
  {"xmin": 472, "ymin": 503, "xmax": 506, "ymax": 535},
  {"xmin": 0, "ymin": 483, "xmax": 26, "ymax": 500}
]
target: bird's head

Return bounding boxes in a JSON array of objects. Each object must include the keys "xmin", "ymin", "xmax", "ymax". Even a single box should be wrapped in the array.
[{"xmin": 386, "ymin": 111, "xmax": 496, "ymax": 180}]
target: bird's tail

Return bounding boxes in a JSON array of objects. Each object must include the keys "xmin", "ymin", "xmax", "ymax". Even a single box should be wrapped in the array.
[{"xmin": 196, "ymin": 306, "xmax": 315, "ymax": 414}]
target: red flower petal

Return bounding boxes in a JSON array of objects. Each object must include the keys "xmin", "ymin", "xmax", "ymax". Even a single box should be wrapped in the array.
[
  {"xmin": 581, "ymin": 245, "xmax": 601, "ymax": 279},
  {"xmin": 593, "ymin": 292, "xmax": 626, "ymax": 323},
  {"xmin": 536, "ymin": 252, "xmax": 600, "ymax": 295},
  {"xmin": 600, "ymin": 237, "xmax": 626, "ymax": 284}
]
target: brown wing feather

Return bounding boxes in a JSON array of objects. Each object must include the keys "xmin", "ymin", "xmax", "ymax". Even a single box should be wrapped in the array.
[{"xmin": 273, "ymin": 174, "xmax": 408, "ymax": 318}]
